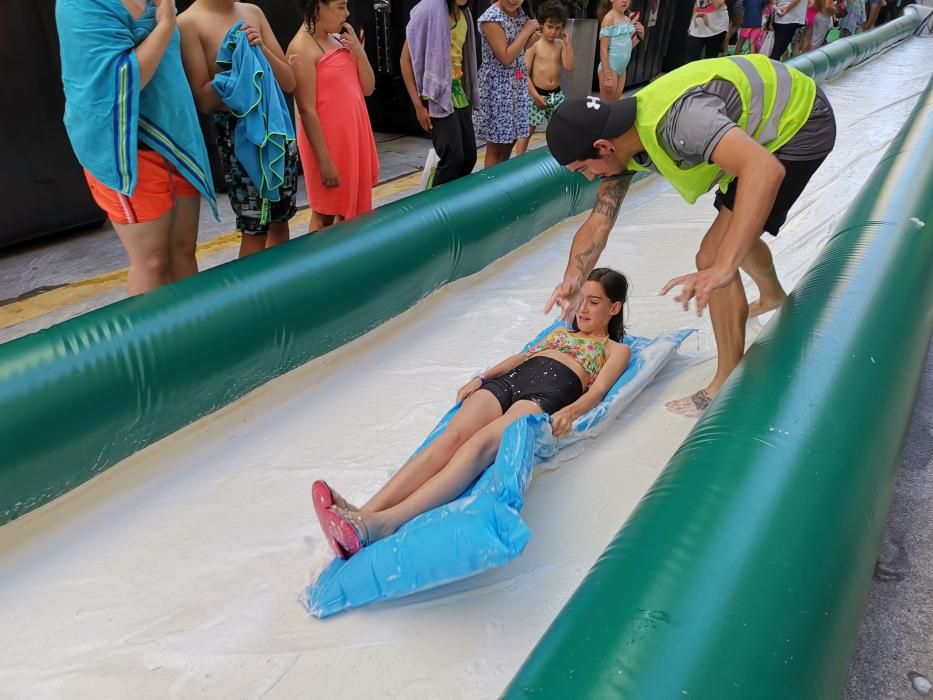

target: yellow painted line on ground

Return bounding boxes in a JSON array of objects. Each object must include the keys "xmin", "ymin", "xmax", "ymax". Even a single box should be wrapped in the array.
[{"xmin": 0, "ymin": 135, "xmax": 545, "ymax": 331}]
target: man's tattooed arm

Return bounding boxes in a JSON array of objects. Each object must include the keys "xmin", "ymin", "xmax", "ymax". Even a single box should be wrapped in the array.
[
  {"xmin": 592, "ymin": 173, "xmax": 633, "ymax": 224},
  {"xmin": 548, "ymin": 174, "xmax": 633, "ymax": 320},
  {"xmin": 571, "ymin": 174, "xmax": 632, "ymax": 281}
]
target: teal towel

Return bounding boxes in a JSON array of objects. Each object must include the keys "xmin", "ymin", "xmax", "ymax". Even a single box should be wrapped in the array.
[
  {"xmin": 212, "ymin": 21, "xmax": 295, "ymax": 209},
  {"xmin": 56, "ymin": 0, "xmax": 218, "ymax": 218}
]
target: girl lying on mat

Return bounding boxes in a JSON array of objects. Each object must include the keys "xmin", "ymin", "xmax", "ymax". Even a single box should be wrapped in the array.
[{"xmin": 313, "ymin": 268, "xmax": 632, "ymax": 558}]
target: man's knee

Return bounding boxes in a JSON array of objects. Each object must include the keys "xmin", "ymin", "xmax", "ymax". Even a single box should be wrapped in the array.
[{"xmin": 695, "ymin": 246, "xmax": 717, "ymax": 271}]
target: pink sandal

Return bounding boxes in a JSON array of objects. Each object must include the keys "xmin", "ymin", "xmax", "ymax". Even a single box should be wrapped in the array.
[
  {"xmin": 311, "ymin": 480, "xmax": 348, "ymax": 558},
  {"xmin": 319, "ymin": 507, "xmax": 372, "ymax": 558}
]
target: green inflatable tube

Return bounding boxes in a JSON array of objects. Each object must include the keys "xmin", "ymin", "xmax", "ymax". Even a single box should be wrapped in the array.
[
  {"xmin": 0, "ymin": 10, "xmax": 917, "ymax": 529},
  {"xmin": 504, "ymin": 66, "xmax": 933, "ymax": 699},
  {"xmin": 785, "ymin": 11, "xmax": 919, "ymax": 81},
  {"xmin": 0, "ymin": 151, "xmax": 599, "ymax": 524}
]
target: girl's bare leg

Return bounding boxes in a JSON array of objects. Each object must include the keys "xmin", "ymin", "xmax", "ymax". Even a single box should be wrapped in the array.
[
  {"xmin": 364, "ymin": 400, "xmax": 543, "ymax": 539},
  {"xmin": 613, "ymin": 70, "xmax": 627, "ymax": 101},
  {"xmin": 169, "ymin": 195, "xmax": 200, "ymax": 281},
  {"xmin": 483, "ymin": 142, "xmax": 515, "ymax": 169},
  {"xmin": 514, "ymin": 126, "xmax": 536, "ymax": 156},
  {"xmin": 309, "ymin": 211, "xmax": 337, "ymax": 232},
  {"xmin": 266, "ymin": 220, "xmax": 291, "ymax": 248},
  {"xmin": 113, "ymin": 209, "xmax": 175, "ymax": 296},
  {"xmin": 239, "ymin": 232, "xmax": 267, "ymax": 257},
  {"xmin": 361, "ymin": 389, "xmax": 504, "ymax": 513}
]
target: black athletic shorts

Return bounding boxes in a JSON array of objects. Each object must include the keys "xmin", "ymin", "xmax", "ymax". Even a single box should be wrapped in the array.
[
  {"xmin": 480, "ymin": 356, "xmax": 584, "ymax": 415},
  {"xmin": 714, "ymin": 155, "xmax": 827, "ymax": 236}
]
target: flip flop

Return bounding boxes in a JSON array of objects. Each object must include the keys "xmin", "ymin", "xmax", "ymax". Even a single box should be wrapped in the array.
[
  {"xmin": 311, "ymin": 480, "xmax": 348, "ymax": 558},
  {"xmin": 320, "ymin": 507, "xmax": 372, "ymax": 558}
]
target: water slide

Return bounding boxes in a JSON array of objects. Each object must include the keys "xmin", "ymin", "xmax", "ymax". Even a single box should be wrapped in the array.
[{"xmin": 0, "ymin": 23, "xmax": 930, "ymax": 698}]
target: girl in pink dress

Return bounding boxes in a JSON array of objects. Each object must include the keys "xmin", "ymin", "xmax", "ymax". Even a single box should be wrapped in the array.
[{"xmin": 288, "ymin": 0, "xmax": 379, "ymax": 232}]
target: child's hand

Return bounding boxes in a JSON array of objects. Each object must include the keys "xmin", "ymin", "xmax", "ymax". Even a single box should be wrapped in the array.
[
  {"xmin": 561, "ymin": 29, "xmax": 570, "ymax": 43},
  {"xmin": 534, "ymin": 94, "xmax": 547, "ymax": 109},
  {"xmin": 456, "ymin": 377, "xmax": 482, "ymax": 403},
  {"xmin": 601, "ymin": 69, "xmax": 617, "ymax": 91},
  {"xmin": 320, "ymin": 159, "xmax": 340, "ymax": 188},
  {"xmin": 415, "ymin": 103, "xmax": 433, "ymax": 132},
  {"xmin": 634, "ymin": 21, "xmax": 645, "ymax": 37},
  {"xmin": 243, "ymin": 24, "xmax": 263, "ymax": 48},
  {"xmin": 550, "ymin": 409, "xmax": 575, "ymax": 437},
  {"xmin": 339, "ymin": 23, "xmax": 365, "ymax": 57},
  {"xmin": 153, "ymin": 0, "xmax": 176, "ymax": 27},
  {"xmin": 523, "ymin": 19, "xmax": 541, "ymax": 36}
]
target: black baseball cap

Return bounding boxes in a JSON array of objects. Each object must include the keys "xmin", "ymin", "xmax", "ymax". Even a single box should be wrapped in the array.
[{"xmin": 546, "ymin": 96, "xmax": 638, "ymax": 165}]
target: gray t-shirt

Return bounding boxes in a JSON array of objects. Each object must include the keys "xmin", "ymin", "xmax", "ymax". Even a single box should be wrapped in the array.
[{"xmin": 650, "ymin": 79, "xmax": 836, "ymax": 168}]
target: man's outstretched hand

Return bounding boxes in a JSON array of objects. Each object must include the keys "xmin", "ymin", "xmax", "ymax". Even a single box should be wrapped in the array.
[
  {"xmin": 660, "ymin": 265, "xmax": 734, "ymax": 316},
  {"xmin": 544, "ymin": 278, "xmax": 583, "ymax": 324}
]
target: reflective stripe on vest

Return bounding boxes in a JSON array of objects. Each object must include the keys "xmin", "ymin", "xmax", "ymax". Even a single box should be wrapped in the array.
[{"xmin": 627, "ymin": 56, "xmax": 816, "ymax": 204}]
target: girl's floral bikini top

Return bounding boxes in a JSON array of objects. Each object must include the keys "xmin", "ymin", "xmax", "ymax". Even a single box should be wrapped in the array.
[{"xmin": 523, "ymin": 327, "xmax": 610, "ymax": 385}]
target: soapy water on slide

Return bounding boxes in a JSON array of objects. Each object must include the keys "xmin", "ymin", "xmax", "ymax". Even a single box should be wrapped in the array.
[{"xmin": 0, "ymin": 39, "xmax": 930, "ymax": 699}]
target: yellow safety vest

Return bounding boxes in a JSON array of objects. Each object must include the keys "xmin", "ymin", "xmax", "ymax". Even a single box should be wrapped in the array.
[{"xmin": 627, "ymin": 55, "xmax": 817, "ymax": 203}]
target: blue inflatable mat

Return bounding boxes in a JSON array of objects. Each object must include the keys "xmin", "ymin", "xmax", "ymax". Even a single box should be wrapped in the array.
[{"xmin": 304, "ymin": 325, "xmax": 694, "ymax": 618}]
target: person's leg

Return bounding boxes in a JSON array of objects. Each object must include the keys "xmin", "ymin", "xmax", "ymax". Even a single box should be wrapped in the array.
[
  {"xmin": 264, "ymin": 143, "xmax": 298, "ymax": 248},
  {"xmin": 431, "ymin": 112, "xmax": 467, "ymax": 186},
  {"xmin": 458, "ymin": 106, "xmax": 478, "ymax": 177},
  {"xmin": 742, "ymin": 238, "xmax": 787, "ymax": 316},
  {"xmin": 168, "ymin": 194, "xmax": 200, "ymax": 281},
  {"xmin": 239, "ymin": 232, "xmax": 268, "ymax": 257},
  {"xmin": 360, "ymin": 388, "xmax": 505, "ymax": 513},
  {"xmin": 514, "ymin": 125, "xmax": 536, "ymax": 156},
  {"xmin": 113, "ymin": 210, "xmax": 175, "ymax": 296},
  {"xmin": 613, "ymin": 70, "xmax": 628, "ymax": 100},
  {"xmin": 363, "ymin": 400, "xmax": 543, "ymax": 539},
  {"xmin": 309, "ymin": 211, "xmax": 337, "ymax": 232},
  {"xmin": 862, "ymin": 0, "xmax": 881, "ymax": 28},
  {"xmin": 665, "ymin": 209, "xmax": 749, "ymax": 417},
  {"xmin": 770, "ymin": 22, "xmax": 798, "ymax": 59},
  {"xmin": 265, "ymin": 221, "xmax": 290, "ymax": 248},
  {"xmin": 705, "ymin": 32, "xmax": 726, "ymax": 57},
  {"xmin": 685, "ymin": 33, "xmax": 705, "ymax": 61},
  {"xmin": 724, "ymin": 13, "xmax": 743, "ymax": 53},
  {"xmin": 798, "ymin": 23, "xmax": 814, "ymax": 53},
  {"xmin": 484, "ymin": 142, "xmax": 515, "ymax": 169}
]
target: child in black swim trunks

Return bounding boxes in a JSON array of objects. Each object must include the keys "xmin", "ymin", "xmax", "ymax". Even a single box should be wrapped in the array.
[
  {"xmin": 178, "ymin": 0, "xmax": 299, "ymax": 258},
  {"xmin": 313, "ymin": 268, "xmax": 632, "ymax": 558}
]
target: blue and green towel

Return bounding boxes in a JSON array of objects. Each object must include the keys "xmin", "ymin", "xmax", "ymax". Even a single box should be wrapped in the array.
[
  {"xmin": 56, "ymin": 0, "xmax": 217, "ymax": 217},
  {"xmin": 212, "ymin": 21, "xmax": 296, "ymax": 214}
]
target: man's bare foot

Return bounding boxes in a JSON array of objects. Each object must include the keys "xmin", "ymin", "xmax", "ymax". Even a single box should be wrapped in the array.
[
  {"xmin": 665, "ymin": 389, "xmax": 713, "ymax": 418},
  {"xmin": 748, "ymin": 292, "xmax": 786, "ymax": 318}
]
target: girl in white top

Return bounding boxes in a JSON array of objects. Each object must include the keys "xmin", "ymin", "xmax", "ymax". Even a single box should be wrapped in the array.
[
  {"xmin": 686, "ymin": 0, "xmax": 729, "ymax": 61},
  {"xmin": 770, "ymin": 0, "xmax": 807, "ymax": 58}
]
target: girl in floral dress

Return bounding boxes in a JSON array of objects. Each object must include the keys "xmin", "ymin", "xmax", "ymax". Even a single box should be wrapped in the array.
[{"xmin": 474, "ymin": 0, "xmax": 540, "ymax": 168}]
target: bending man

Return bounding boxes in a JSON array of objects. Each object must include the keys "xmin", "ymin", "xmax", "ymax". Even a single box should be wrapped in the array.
[{"xmin": 544, "ymin": 54, "xmax": 836, "ymax": 417}]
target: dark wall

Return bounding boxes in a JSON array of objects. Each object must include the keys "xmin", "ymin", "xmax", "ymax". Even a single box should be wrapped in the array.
[
  {"xmin": 626, "ymin": 0, "xmax": 678, "ymax": 86},
  {"xmin": 662, "ymin": 0, "xmax": 697, "ymax": 72},
  {"xmin": 2, "ymin": 1, "xmax": 105, "ymax": 248}
]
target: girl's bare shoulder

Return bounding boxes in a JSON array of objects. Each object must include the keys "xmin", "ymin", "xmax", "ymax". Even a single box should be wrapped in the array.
[{"xmin": 287, "ymin": 29, "xmax": 323, "ymax": 65}]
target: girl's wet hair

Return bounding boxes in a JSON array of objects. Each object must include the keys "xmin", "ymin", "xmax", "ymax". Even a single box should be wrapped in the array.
[
  {"xmin": 573, "ymin": 267, "xmax": 629, "ymax": 340},
  {"xmin": 299, "ymin": 0, "xmax": 330, "ymax": 30}
]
